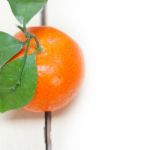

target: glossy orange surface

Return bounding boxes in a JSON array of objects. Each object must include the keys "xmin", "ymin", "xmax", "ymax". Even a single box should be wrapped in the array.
[{"xmin": 14, "ymin": 26, "xmax": 84, "ymax": 112}]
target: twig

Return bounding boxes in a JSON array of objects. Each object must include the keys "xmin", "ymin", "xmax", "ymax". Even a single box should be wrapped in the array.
[
  {"xmin": 45, "ymin": 112, "xmax": 52, "ymax": 150},
  {"xmin": 41, "ymin": 6, "xmax": 52, "ymax": 150},
  {"xmin": 41, "ymin": 6, "xmax": 47, "ymax": 26}
]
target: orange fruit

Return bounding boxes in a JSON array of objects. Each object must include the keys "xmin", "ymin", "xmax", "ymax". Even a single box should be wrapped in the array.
[{"xmin": 14, "ymin": 26, "xmax": 84, "ymax": 112}]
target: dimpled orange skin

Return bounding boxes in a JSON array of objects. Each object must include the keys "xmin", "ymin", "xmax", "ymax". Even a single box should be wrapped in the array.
[{"xmin": 14, "ymin": 26, "xmax": 84, "ymax": 112}]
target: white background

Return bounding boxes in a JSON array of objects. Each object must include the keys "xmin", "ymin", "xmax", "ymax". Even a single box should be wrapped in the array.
[{"xmin": 0, "ymin": 0, "xmax": 150, "ymax": 150}]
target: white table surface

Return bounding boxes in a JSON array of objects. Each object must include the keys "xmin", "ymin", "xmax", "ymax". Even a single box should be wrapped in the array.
[{"xmin": 1, "ymin": 0, "xmax": 150, "ymax": 150}]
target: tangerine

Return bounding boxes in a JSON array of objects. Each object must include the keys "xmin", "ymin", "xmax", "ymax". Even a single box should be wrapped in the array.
[{"xmin": 14, "ymin": 26, "xmax": 84, "ymax": 112}]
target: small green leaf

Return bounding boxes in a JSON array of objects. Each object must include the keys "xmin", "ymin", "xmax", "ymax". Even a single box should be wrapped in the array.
[
  {"xmin": 0, "ymin": 32, "xmax": 23, "ymax": 69},
  {"xmin": 0, "ymin": 54, "xmax": 37, "ymax": 112},
  {"xmin": 8, "ymin": 0, "xmax": 48, "ymax": 24}
]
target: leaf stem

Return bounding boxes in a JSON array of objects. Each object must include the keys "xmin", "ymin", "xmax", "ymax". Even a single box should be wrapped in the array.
[
  {"xmin": 17, "ymin": 25, "xmax": 42, "ymax": 52},
  {"xmin": 8, "ymin": 24, "xmax": 42, "ymax": 91},
  {"xmin": 13, "ymin": 39, "xmax": 30, "ymax": 90},
  {"xmin": 30, "ymin": 34, "xmax": 42, "ymax": 52}
]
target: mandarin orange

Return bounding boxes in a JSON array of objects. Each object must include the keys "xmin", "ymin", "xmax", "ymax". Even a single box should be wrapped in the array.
[{"xmin": 14, "ymin": 26, "xmax": 84, "ymax": 112}]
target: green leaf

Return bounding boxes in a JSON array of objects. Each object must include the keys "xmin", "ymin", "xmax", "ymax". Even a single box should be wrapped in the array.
[
  {"xmin": 0, "ymin": 32, "xmax": 23, "ymax": 69},
  {"xmin": 0, "ymin": 54, "xmax": 37, "ymax": 112},
  {"xmin": 8, "ymin": 0, "xmax": 48, "ymax": 24}
]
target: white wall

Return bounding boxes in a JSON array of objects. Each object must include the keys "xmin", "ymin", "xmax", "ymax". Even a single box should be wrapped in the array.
[{"xmin": 1, "ymin": 0, "xmax": 150, "ymax": 150}]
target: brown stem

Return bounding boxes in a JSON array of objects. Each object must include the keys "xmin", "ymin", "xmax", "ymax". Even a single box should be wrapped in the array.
[
  {"xmin": 41, "ymin": 6, "xmax": 52, "ymax": 150},
  {"xmin": 45, "ymin": 112, "xmax": 52, "ymax": 150},
  {"xmin": 41, "ymin": 6, "xmax": 47, "ymax": 26}
]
